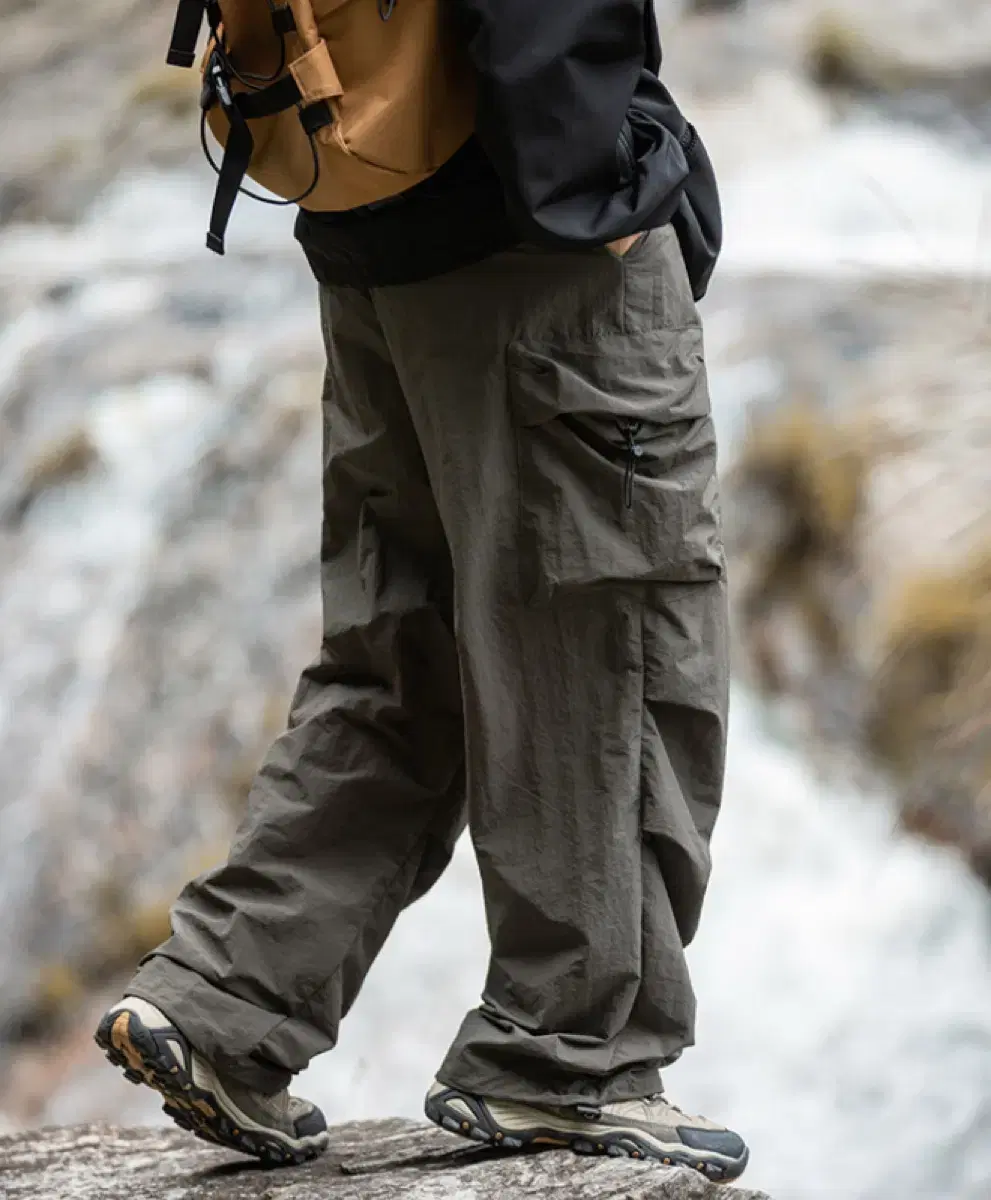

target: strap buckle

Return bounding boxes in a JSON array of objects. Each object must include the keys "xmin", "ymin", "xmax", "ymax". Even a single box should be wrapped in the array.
[{"xmin": 207, "ymin": 51, "xmax": 234, "ymax": 110}]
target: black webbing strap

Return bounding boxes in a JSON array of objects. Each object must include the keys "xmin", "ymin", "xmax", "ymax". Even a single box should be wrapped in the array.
[
  {"xmin": 299, "ymin": 99, "xmax": 333, "ymax": 135},
  {"xmin": 171, "ymin": 0, "xmax": 294, "ymax": 66},
  {"xmin": 205, "ymin": 0, "xmax": 224, "ymax": 35},
  {"xmin": 205, "ymin": 57, "xmax": 255, "ymax": 254},
  {"xmin": 271, "ymin": 4, "xmax": 296, "ymax": 34},
  {"xmin": 168, "ymin": 0, "xmax": 225, "ymax": 66},
  {"xmin": 168, "ymin": 0, "xmax": 207, "ymax": 67},
  {"xmin": 234, "ymin": 73, "xmax": 332, "ymax": 132},
  {"xmin": 203, "ymin": 59, "xmax": 332, "ymax": 254},
  {"xmin": 235, "ymin": 73, "xmax": 301, "ymax": 119}
]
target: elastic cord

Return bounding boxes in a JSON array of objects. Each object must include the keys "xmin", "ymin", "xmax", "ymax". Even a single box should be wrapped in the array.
[{"xmin": 199, "ymin": 109, "xmax": 320, "ymax": 207}]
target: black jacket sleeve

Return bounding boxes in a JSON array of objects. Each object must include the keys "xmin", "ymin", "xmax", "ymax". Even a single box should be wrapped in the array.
[{"xmin": 448, "ymin": 0, "xmax": 697, "ymax": 248}]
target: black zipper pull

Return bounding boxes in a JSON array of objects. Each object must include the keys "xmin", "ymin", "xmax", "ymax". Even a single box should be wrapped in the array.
[{"xmin": 621, "ymin": 420, "xmax": 644, "ymax": 509}]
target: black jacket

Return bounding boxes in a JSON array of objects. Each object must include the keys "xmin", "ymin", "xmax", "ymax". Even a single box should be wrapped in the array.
[
  {"xmin": 450, "ymin": 0, "xmax": 722, "ymax": 296},
  {"xmin": 298, "ymin": 0, "xmax": 721, "ymax": 299}
]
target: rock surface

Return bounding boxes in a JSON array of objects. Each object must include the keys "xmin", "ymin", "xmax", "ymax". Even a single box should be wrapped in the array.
[{"xmin": 0, "ymin": 1120, "xmax": 770, "ymax": 1199}]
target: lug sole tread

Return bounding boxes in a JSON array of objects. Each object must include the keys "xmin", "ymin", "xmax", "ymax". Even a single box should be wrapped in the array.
[
  {"xmin": 424, "ymin": 1091, "xmax": 748, "ymax": 1185},
  {"xmin": 95, "ymin": 1009, "xmax": 324, "ymax": 1169}
]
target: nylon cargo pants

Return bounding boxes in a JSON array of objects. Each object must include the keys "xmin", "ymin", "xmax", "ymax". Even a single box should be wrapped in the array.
[{"xmin": 129, "ymin": 225, "xmax": 729, "ymax": 1106}]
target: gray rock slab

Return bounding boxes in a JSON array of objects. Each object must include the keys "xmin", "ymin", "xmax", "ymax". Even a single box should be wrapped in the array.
[{"xmin": 0, "ymin": 1120, "xmax": 770, "ymax": 1200}]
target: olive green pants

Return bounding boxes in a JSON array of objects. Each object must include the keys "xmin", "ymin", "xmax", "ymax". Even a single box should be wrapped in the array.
[{"xmin": 129, "ymin": 225, "xmax": 729, "ymax": 1106}]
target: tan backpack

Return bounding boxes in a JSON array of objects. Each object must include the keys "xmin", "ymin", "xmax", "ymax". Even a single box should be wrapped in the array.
[{"xmin": 166, "ymin": 0, "xmax": 477, "ymax": 253}]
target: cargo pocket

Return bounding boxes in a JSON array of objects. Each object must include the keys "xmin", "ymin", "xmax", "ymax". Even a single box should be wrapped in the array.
[{"xmin": 508, "ymin": 329, "xmax": 724, "ymax": 606}]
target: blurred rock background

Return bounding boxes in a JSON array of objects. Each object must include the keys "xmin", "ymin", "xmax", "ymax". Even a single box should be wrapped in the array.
[{"xmin": 1, "ymin": 2, "xmax": 990, "ymax": 1198}]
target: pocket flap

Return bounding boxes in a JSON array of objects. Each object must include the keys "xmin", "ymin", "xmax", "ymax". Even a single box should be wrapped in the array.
[
  {"xmin": 507, "ymin": 329, "xmax": 723, "ymax": 603},
  {"xmin": 508, "ymin": 328, "xmax": 706, "ymax": 429}
]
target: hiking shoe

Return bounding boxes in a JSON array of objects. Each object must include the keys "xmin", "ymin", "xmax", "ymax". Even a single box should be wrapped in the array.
[
  {"xmin": 95, "ymin": 997, "xmax": 329, "ymax": 1167},
  {"xmin": 425, "ymin": 1080, "xmax": 748, "ymax": 1183}
]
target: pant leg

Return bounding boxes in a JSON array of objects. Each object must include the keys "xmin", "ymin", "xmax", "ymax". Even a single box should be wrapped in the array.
[
  {"xmin": 128, "ymin": 285, "xmax": 467, "ymax": 1093},
  {"xmin": 372, "ymin": 225, "xmax": 729, "ymax": 1106}
]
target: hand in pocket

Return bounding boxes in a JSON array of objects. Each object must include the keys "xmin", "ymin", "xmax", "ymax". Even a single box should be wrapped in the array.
[{"xmin": 606, "ymin": 232, "xmax": 647, "ymax": 259}]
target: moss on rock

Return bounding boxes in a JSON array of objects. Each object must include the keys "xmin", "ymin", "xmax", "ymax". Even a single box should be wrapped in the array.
[
  {"xmin": 868, "ymin": 548, "xmax": 991, "ymax": 774},
  {"xmin": 8, "ymin": 428, "xmax": 100, "ymax": 524},
  {"xmin": 729, "ymin": 404, "xmax": 868, "ymax": 695}
]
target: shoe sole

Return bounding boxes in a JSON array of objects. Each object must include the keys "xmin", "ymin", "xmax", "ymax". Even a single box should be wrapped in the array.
[
  {"xmin": 424, "ymin": 1089, "xmax": 749, "ymax": 1184},
  {"xmin": 95, "ymin": 1008, "xmax": 325, "ymax": 1168}
]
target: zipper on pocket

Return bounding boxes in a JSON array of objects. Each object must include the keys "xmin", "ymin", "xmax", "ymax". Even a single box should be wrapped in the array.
[{"xmin": 620, "ymin": 419, "xmax": 645, "ymax": 509}]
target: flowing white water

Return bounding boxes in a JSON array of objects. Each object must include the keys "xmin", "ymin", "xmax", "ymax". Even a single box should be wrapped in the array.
[
  {"xmin": 719, "ymin": 119, "xmax": 991, "ymax": 281},
  {"xmin": 2, "ymin": 110, "xmax": 991, "ymax": 1198}
]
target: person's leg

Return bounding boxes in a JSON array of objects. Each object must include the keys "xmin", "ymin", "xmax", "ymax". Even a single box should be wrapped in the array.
[
  {"xmin": 371, "ymin": 226, "xmax": 728, "ymax": 1107},
  {"xmin": 125, "ymin": 284, "xmax": 467, "ymax": 1094}
]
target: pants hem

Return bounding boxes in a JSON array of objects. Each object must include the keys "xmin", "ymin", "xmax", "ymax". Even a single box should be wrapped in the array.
[{"xmin": 127, "ymin": 955, "xmax": 298, "ymax": 1094}]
